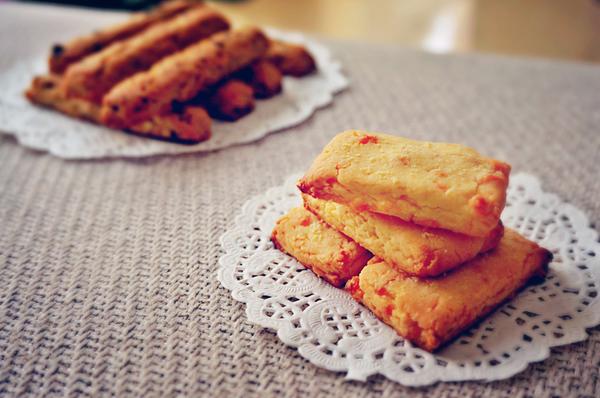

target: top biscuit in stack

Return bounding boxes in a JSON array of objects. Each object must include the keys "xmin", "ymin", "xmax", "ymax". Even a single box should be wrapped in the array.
[{"xmin": 298, "ymin": 130, "xmax": 510, "ymax": 237}]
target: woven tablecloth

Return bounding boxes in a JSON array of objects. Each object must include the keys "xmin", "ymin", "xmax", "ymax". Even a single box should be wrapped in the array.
[{"xmin": 1, "ymin": 2, "xmax": 599, "ymax": 397}]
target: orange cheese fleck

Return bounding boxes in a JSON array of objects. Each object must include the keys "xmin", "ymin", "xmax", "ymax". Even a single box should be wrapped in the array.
[
  {"xmin": 384, "ymin": 304, "xmax": 394, "ymax": 317},
  {"xmin": 358, "ymin": 135, "xmax": 379, "ymax": 145},
  {"xmin": 355, "ymin": 203, "xmax": 371, "ymax": 212},
  {"xmin": 346, "ymin": 277, "xmax": 364, "ymax": 301},
  {"xmin": 471, "ymin": 195, "xmax": 492, "ymax": 215}
]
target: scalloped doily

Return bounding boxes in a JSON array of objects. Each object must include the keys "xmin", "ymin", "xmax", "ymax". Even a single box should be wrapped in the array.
[
  {"xmin": 0, "ymin": 28, "xmax": 347, "ymax": 159},
  {"xmin": 218, "ymin": 172, "xmax": 600, "ymax": 386}
]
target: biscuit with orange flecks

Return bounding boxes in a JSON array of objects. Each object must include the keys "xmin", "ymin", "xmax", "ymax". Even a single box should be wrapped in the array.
[
  {"xmin": 303, "ymin": 194, "xmax": 503, "ymax": 277},
  {"xmin": 271, "ymin": 207, "xmax": 371, "ymax": 287},
  {"xmin": 299, "ymin": 130, "xmax": 510, "ymax": 237},
  {"xmin": 346, "ymin": 229, "xmax": 551, "ymax": 352}
]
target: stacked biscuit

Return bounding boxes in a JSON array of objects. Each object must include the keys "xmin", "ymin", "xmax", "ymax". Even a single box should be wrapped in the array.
[
  {"xmin": 25, "ymin": 0, "xmax": 316, "ymax": 143},
  {"xmin": 272, "ymin": 130, "xmax": 552, "ymax": 351}
]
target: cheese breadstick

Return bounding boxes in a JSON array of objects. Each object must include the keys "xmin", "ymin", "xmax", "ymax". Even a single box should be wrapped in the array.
[
  {"xmin": 62, "ymin": 6, "xmax": 229, "ymax": 102},
  {"xmin": 49, "ymin": 0, "xmax": 200, "ymax": 74},
  {"xmin": 207, "ymin": 79, "xmax": 255, "ymax": 121},
  {"xmin": 26, "ymin": 74, "xmax": 211, "ymax": 143},
  {"xmin": 237, "ymin": 59, "xmax": 282, "ymax": 99},
  {"xmin": 265, "ymin": 40, "xmax": 316, "ymax": 77},
  {"xmin": 101, "ymin": 27, "xmax": 269, "ymax": 128}
]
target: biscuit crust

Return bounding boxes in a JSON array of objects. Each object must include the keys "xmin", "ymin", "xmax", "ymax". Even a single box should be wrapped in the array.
[
  {"xmin": 271, "ymin": 207, "xmax": 372, "ymax": 287},
  {"xmin": 346, "ymin": 229, "xmax": 551, "ymax": 351},
  {"xmin": 303, "ymin": 194, "xmax": 503, "ymax": 277},
  {"xmin": 298, "ymin": 130, "xmax": 511, "ymax": 237}
]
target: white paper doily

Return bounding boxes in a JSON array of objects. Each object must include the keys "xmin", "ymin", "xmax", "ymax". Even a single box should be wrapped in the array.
[
  {"xmin": 0, "ymin": 28, "xmax": 347, "ymax": 159},
  {"xmin": 218, "ymin": 172, "xmax": 600, "ymax": 386}
]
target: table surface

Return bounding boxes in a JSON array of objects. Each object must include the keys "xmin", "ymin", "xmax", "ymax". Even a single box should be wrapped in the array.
[
  {"xmin": 205, "ymin": 0, "xmax": 600, "ymax": 64},
  {"xmin": 1, "ymin": 2, "xmax": 600, "ymax": 397}
]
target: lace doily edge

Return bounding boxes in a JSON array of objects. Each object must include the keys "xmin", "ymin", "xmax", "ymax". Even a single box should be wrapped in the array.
[
  {"xmin": 217, "ymin": 172, "xmax": 600, "ymax": 385},
  {"xmin": 0, "ymin": 28, "xmax": 349, "ymax": 159}
]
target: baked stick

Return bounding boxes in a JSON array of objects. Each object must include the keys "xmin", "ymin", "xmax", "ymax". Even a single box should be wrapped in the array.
[
  {"xmin": 236, "ymin": 59, "xmax": 282, "ymax": 99},
  {"xmin": 132, "ymin": 107, "xmax": 211, "ymax": 143},
  {"xmin": 298, "ymin": 130, "xmax": 511, "ymax": 237},
  {"xmin": 303, "ymin": 194, "xmax": 503, "ymax": 277},
  {"xmin": 271, "ymin": 207, "xmax": 372, "ymax": 287},
  {"xmin": 26, "ymin": 75, "xmax": 211, "ymax": 143},
  {"xmin": 62, "ymin": 6, "xmax": 230, "ymax": 102},
  {"xmin": 347, "ymin": 229, "xmax": 551, "ymax": 352},
  {"xmin": 265, "ymin": 40, "xmax": 316, "ymax": 77},
  {"xmin": 196, "ymin": 59, "xmax": 282, "ymax": 121},
  {"xmin": 49, "ymin": 0, "xmax": 200, "ymax": 74},
  {"xmin": 206, "ymin": 79, "xmax": 255, "ymax": 121},
  {"xmin": 101, "ymin": 27, "xmax": 269, "ymax": 128}
]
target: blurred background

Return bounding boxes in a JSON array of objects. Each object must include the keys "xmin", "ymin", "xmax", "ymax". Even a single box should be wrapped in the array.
[{"xmin": 18, "ymin": 0, "xmax": 600, "ymax": 63}]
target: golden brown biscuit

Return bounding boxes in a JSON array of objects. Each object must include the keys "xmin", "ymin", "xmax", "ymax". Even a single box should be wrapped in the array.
[
  {"xmin": 101, "ymin": 27, "xmax": 269, "ymax": 128},
  {"xmin": 265, "ymin": 40, "xmax": 316, "ymax": 77},
  {"xmin": 271, "ymin": 207, "xmax": 372, "ymax": 287},
  {"xmin": 62, "ymin": 6, "xmax": 229, "ymax": 102},
  {"xmin": 346, "ymin": 229, "xmax": 551, "ymax": 352},
  {"xmin": 237, "ymin": 59, "xmax": 283, "ymax": 99},
  {"xmin": 298, "ymin": 130, "xmax": 511, "ymax": 237},
  {"xmin": 207, "ymin": 79, "xmax": 255, "ymax": 121},
  {"xmin": 26, "ymin": 74, "xmax": 211, "ymax": 143},
  {"xmin": 303, "ymin": 194, "xmax": 503, "ymax": 277},
  {"xmin": 49, "ymin": 0, "xmax": 199, "ymax": 74}
]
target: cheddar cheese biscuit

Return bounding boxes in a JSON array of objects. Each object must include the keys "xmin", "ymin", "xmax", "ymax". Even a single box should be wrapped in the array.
[
  {"xmin": 299, "ymin": 130, "xmax": 511, "ymax": 237},
  {"xmin": 271, "ymin": 207, "xmax": 371, "ymax": 287},
  {"xmin": 101, "ymin": 27, "xmax": 269, "ymax": 128},
  {"xmin": 49, "ymin": 0, "xmax": 199, "ymax": 74},
  {"xmin": 62, "ymin": 6, "xmax": 229, "ymax": 102},
  {"xmin": 303, "ymin": 194, "xmax": 503, "ymax": 277},
  {"xmin": 346, "ymin": 229, "xmax": 551, "ymax": 351}
]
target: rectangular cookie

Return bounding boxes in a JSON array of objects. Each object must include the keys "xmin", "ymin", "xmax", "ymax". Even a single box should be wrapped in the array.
[
  {"xmin": 26, "ymin": 74, "xmax": 211, "ymax": 143},
  {"xmin": 62, "ymin": 6, "xmax": 230, "ymax": 102},
  {"xmin": 271, "ymin": 207, "xmax": 372, "ymax": 287},
  {"xmin": 346, "ymin": 229, "xmax": 551, "ymax": 351},
  {"xmin": 298, "ymin": 130, "xmax": 511, "ymax": 237},
  {"xmin": 49, "ymin": 0, "xmax": 199, "ymax": 74},
  {"xmin": 303, "ymin": 194, "xmax": 503, "ymax": 277},
  {"xmin": 101, "ymin": 27, "xmax": 269, "ymax": 129}
]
